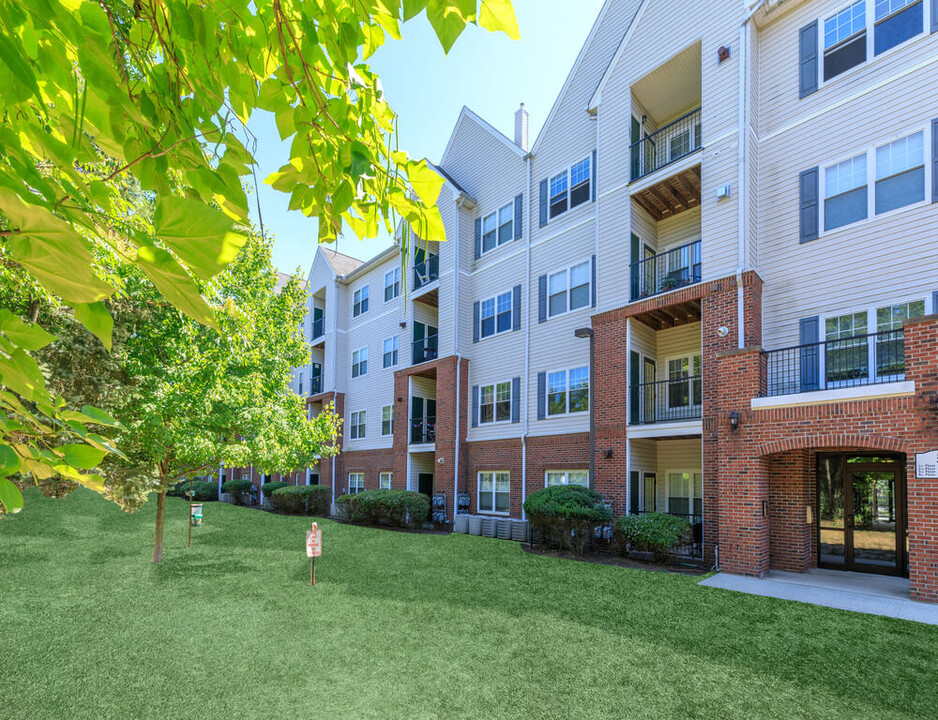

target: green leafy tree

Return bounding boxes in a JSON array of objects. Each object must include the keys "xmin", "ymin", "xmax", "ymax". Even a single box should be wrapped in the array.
[{"xmin": 0, "ymin": 0, "xmax": 519, "ymax": 512}]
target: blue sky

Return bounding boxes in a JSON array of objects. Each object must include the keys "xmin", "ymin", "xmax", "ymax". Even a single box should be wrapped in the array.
[{"xmin": 248, "ymin": 0, "xmax": 607, "ymax": 276}]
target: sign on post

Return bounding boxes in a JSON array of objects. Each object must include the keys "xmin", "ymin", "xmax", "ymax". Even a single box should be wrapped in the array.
[
  {"xmin": 306, "ymin": 522, "xmax": 321, "ymax": 585},
  {"xmin": 915, "ymin": 450, "xmax": 938, "ymax": 479}
]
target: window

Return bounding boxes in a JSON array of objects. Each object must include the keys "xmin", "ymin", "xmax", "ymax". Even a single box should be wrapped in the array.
[
  {"xmin": 381, "ymin": 405, "xmax": 394, "ymax": 436},
  {"xmin": 352, "ymin": 347, "xmax": 368, "ymax": 378},
  {"xmin": 546, "ymin": 470, "xmax": 589, "ymax": 487},
  {"xmin": 384, "ymin": 268, "xmax": 400, "ymax": 302},
  {"xmin": 481, "ymin": 201, "xmax": 514, "ymax": 254},
  {"xmin": 667, "ymin": 472, "xmax": 703, "ymax": 517},
  {"xmin": 823, "ymin": 1, "xmax": 867, "ymax": 80},
  {"xmin": 480, "ymin": 291, "xmax": 512, "ymax": 338},
  {"xmin": 666, "ymin": 355, "xmax": 702, "ymax": 409},
  {"xmin": 548, "ymin": 260, "xmax": 591, "ymax": 317},
  {"xmin": 874, "ymin": 0, "xmax": 923, "ymax": 55},
  {"xmin": 825, "ymin": 312, "xmax": 869, "ymax": 383},
  {"xmin": 298, "ymin": 372, "xmax": 303, "ymax": 396},
  {"xmin": 353, "ymin": 285, "xmax": 369, "ymax": 317},
  {"xmin": 482, "ymin": 212, "xmax": 497, "ymax": 253},
  {"xmin": 548, "ymin": 158, "xmax": 591, "ymax": 220},
  {"xmin": 478, "ymin": 471, "xmax": 510, "ymax": 514},
  {"xmin": 479, "ymin": 381, "xmax": 511, "ymax": 424},
  {"xmin": 383, "ymin": 335, "xmax": 398, "ymax": 368},
  {"xmin": 876, "ymin": 300, "xmax": 924, "ymax": 377},
  {"xmin": 875, "ymin": 132, "xmax": 924, "ymax": 214},
  {"xmin": 350, "ymin": 411, "xmax": 366, "ymax": 440},
  {"xmin": 824, "ymin": 154, "xmax": 867, "ymax": 230},
  {"xmin": 379, "ymin": 472, "xmax": 392, "ymax": 490},
  {"xmin": 348, "ymin": 472, "xmax": 364, "ymax": 494},
  {"xmin": 547, "ymin": 367, "xmax": 589, "ymax": 416}
]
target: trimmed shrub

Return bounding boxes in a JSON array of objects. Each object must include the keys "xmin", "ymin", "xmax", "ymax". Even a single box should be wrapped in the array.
[
  {"xmin": 260, "ymin": 481, "xmax": 290, "ymax": 500},
  {"xmin": 522, "ymin": 485, "xmax": 611, "ymax": 555},
  {"xmin": 221, "ymin": 478, "xmax": 254, "ymax": 505},
  {"xmin": 613, "ymin": 513, "xmax": 692, "ymax": 562},
  {"xmin": 270, "ymin": 485, "xmax": 331, "ymax": 516},
  {"xmin": 169, "ymin": 479, "xmax": 218, "ymax": 501},
  {"xmin": 335, "ymin": 489, "xmax": 430, "ymax": 529}
]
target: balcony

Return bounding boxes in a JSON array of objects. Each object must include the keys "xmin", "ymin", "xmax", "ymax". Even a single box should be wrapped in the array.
[
  {"xmin": 763, "ymin": 329, "xmax": 906, "ymax": 397},
  {"xmin": 629, "ymin": 376, "xmax": 702, "ymax": 425},
  {"xmin": 414, "ymin": 254, "xmax": 439, "ymax": 291},
  {"xmin": 309, "ymin": 375, "xmax": 322, "ymax": 395},
  {"xmin": 312, "ymin": 317, "xmax": 324, "ymax": 340},
  {"xmin": 631, "ymin": 108, "xmax": 701, "ymax": 183},
  {"xmin": 630, "ymin": 240, "xmax": 701, "ymax": 302},
  {"xmin": 410, "ymin": 418, "xmax": 436, "ymax": 445},
  {"xmin": 412, "ymin": 334, "xmax": 439, "ymax": 365}
]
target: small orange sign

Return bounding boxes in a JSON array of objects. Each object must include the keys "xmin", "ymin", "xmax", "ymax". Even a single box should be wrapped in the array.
[{"xmin": 306, "ymin": 522, "xmax": 322, "ymax": 558}]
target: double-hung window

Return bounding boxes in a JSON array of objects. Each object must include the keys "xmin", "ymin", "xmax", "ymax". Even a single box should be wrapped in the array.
[
  {"xmin": 825, "ymin": 312, "xmax": 869, "ymax": 384},
  {"xmin": 547, "ymin": 367, "xmax": 589, "ymax": 416},
  {"xmin": 823, "ymin": 1, "xmax": 867, "ymax": 81},
  {"xmin": 479, "ymin": 381, "xmax": 511, "ymax": 424},
  {"xmin": 666, "ymin": 355, "xmax": 702, "ymax": 410},
  {"xmin": 352, "ymin": 347, "xmax": 368, "ymax": 378},
  {"xmin": 481, "ymin": 212, "xmax": 498, "ymax": 253},
  {"xmin": 482, "ymin": 201, "xmax": 514, "ymax": 254},
  {"xmin": 383, "ymin": 336, "xmax": 398, "ymax": 368},
  {"xmin": 667, "ymin": 472, "xmax": 703, "ymax": 518},
  {"xmin": 480, "ymin": 291, "xmax": 512, "ymax": 338},
  {"xmin": 384, "ymin": 268, "xmax": 400, "ymax": 301},
  {"xmin": 348, "ymin": 472, "xmax": 364, "ymax": 493},
  {"xmin": 874, "ymin": 0, "xmax": 924, "ymax": 55},
  {"xmin": 353, "ymin": 286, "xmax": 369, "ymax": 317},
  {"xmin": 875, "ymin": 131, "xmax": 924, "ymax": 214},
  {"xmin": 478, "ymin": 471, "xmax": 510, "ymax": 514},
  {"xmin": 546, "ymin": 470, "xmax": 589, "ymax": 487},
  {"xmin": 350, "ymin": 411, "xmax": 366, "ymax": 440},
  {"xmin": 381, "ymin": 405, "xmax": 394, "ymax": 436},
  {"xmin": 875, "ymin": 300, "xmax": 924, "ymax": 378},
  {"xmin": 548, "ymin": 261, "xmax": 591, "ymax": 317},
  {"xmin": 548, "ymin": 157, "xmax": 591, "ymax": 220},
  {"xmin": 298, "ymin": 372, "xmax": 304, "ymax": 396},
  {"xmin": 824, "ymin": 154, "xmax": 867, "ymax": 230},
  {"xmin": 379, "ymin": 472, "xmax": 392, "ymax": 490}
]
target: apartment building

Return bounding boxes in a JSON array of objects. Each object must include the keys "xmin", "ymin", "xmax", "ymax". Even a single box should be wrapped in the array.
[{"xmin": 273, "ymin": 0, "xmax": 938, "ymax": 602}]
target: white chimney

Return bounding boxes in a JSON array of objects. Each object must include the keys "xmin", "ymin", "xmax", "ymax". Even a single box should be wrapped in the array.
[{"xmin": 514, "ymin": 103, "xmax": 529, "ymax": 152}]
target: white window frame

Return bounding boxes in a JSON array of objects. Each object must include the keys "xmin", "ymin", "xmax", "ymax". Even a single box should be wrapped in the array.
[
  {"xmin": 352, "ymin": 285, "xmax": 369, "ymax": 317},
  {"xmin": 381, "ymin": 405, "xmax": 394, "ymax": 436},
  {"xmin": 546, "ymin": 156, "xmax": 592, "ymax": 222},
  {"xmin": 479, "ymin": 380, "xmax": 512, "ymax": 425},
  {"xmin": 348, "ymin": 472, "xmax": 365, "ymax": 494},
  {"xmin": 477, "ymin": 471, "xmax": 510, "ymax": 515},
  {"xmin": 818, "ymin": 123, "xmax": 933, "ymax": 237},
  {"xmin": 664, "ymin": 353, "xmax": 702, "ymax": 413},
  {"xmin": 379, "ymin": 472, "xmax": 392, "ymax": 490},
  {"xmin": 545, "ymin": 470, "xmax": 589, "ymax": 487},
  {"xmin": 546, "ymin": 259, "xmax": 592, "ymax": 318},
  {"xmin": 814, "ymin": 0, "xmax": 931, "ymax": 91},
  {"xmin": 546, "ymin": 366, "xmax": 590, "ymax": 417},
  {"xmin": 384, "ymin": 268, "xmax": 400, "ymax": 302},
  {"xmin": 481, "ymin": 200, "xmax": 515, "ymax": 255},
  {"xmin": 352, "ymin": 346, "xmax": 368, "ymax": 378},
  {"xmin": 349, "ymin": 410, "xmax": 366, "ymax": 440},
  {"xmin": 383, "ymin": 335, "xmax": 398, "ymax": 368},
  {"xmin": 663, "ymin": 469, "xmax": 703, "ymax": 518},
  {"xmin": 479, "ymin": 290, "xmax": 513, "ymax": 339}
]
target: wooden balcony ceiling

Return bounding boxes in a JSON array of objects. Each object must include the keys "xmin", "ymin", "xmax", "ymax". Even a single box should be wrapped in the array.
[
  {"xmin": 634, "ymin": 298, "xmax": 701, "ymax": 330},
  {"xmin": 414, "ymin": 286, "xmax": 439, "ymax": 308},
  {"xmin": 632, "ymin": 166, "xmax": 701, "ymax": 221}
]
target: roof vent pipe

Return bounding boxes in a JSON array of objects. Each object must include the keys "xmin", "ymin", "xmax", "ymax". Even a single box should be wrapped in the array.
[{"xmin": 514, "ymin": 103, "xmax": 529, "ymax": 152}]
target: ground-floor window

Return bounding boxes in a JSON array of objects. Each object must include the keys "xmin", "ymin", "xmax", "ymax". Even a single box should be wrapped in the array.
[
  {"xmin": 348, "ymin": 473, "xmax": 364, "ymax": 494},
  {"xmin": 667, "ymin": 471, "xmax": 702, "ymax": 518},
  {"xmin": 545, "ymin": 470, "xmax": 588, "ymax": 487},
  {"xmin": 379, "ymin": 472, "xmax": 392, "ymax": 490},
  {"xmin": 478, "ymin": 471, "xmax": 510, "ymax": 514}
]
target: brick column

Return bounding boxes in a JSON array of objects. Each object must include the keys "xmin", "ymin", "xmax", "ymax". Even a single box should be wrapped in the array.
[
  {"xmin": 392, "ymin": 373, "xmax": 409, "ymax": 490},
  {"xmin": 592, "ymin": 313, "xmax": 629, "ymax": 513},
  {"xmin": 768, "ymin": 450, "xmax": 813, "ymax": 572}
]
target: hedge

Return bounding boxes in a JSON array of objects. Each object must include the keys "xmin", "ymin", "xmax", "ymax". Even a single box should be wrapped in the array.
[
  {"xmin": 613, "ymin": 513, "xmax": 692, "ymax": 562},
  {"xmin": 334, "ymin": 489, "xmax": 429, "ymax": 528},
  {"xmin": 270, "ymin": 485, "xmax": 331, "ymax": 516},
  {"xmin": 260, "ymin": 481, "xmax": 290, "ymax": 499},
  {"xmin": 522, "ymin": 485, "xmax": 611, "ymax": 555},
  {"xmin": 169, "ymin": 479, "xmax": 217, "ymax": 501},
  {"xmin": 221, "ymin": 478, "xmax": 254, "ymax": 505}
]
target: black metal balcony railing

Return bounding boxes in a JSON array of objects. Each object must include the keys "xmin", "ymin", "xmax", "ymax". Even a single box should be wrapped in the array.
[
  {"xmin": 630, "ymin": 107, "xmax": 702, "ymax": 182},
  {"xmin": 309, "ymin": 375, "xmax": 322, "ymax": 395},
  {"xmin": 763, "ymin": 329, "xmax": 905, "ymax": 397},
  {"xmin": 312, "ymin": 317, "xmax": 324, "ymax": 339},
  {"xmin": 412, "ymin": 335, "xmax": 439, "ymax": 365},
  {"xmin": 630, "ymin": 240, "xmax": 702, "ymax": 302},
  {"xmin": 414, "ymin": 254, "xmax": 439, "ymax": 290},
  {"xmin": 633, "ymin": 510, "xmax": 703, "ymax": 560},
  {"xmin": 628, "ymin": 376, "xmax": 702, "ymax": 425},
  {"xmin": 410, "ymin": 418, "xmax": 436, "ymax": 444}
]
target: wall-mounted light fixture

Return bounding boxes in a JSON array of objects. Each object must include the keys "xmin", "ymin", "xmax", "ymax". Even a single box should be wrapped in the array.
[
  {"xmin": 728, "ymin": 411, "xmax": 740, "ymax": 431},
  {"xmin": 718, "ymin": 45, "xmax": 731, "ymax": 63},
  {"xmin": 605, "ymin": 449, "xmax": 614, "ymax": 459}
]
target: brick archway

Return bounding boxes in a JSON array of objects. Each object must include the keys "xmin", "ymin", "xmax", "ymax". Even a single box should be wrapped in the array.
[{"xmin": 757, "ymin": 434, "xmax": 907, "ymax": 458}]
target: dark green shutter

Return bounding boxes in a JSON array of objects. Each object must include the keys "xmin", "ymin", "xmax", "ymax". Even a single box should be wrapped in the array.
[
  {"xmin": 472, "ymin": 301, "xmax": 480, "ymax": 343},
  {"xmin": 474, "ymin": 217, "xmax": 482, "ymax": 259},
  {"xmin": 537, "ymin": 372, "xmax": 546, "ymax": 420},
  {"xmin": 629, "ymin": 351, "xmax": 640, "ymax": 424},
  {"xmin": 413, "ymin": 321, "xmax": 425, "ymax": 364},
  {"xmin": 799, "ymin": 21, "xmax": 818, "ymax": 98},
  {"xmin": 591, "ymin": 254, "xmax": 597, "ymax": 307},
  {"xmin": 511, "ymin": 377, "xmax": 521, "ymax": 423},
  {"xmin": 513, "ymin": 193, "xmax": 523, "ymax": 239},
  {"xmin": 799, "ymin": 316, "xmax": 820, "ymax": 392},
  {"xmin": 471, "ymin": 386, "xmax": 479, "ymax": 428},
  {"xmin": 512, "ymin": 284, "xmax": 521, "ymax": 331},
  {"xmin": 799, "ymin": 167, "xmax": 819, "ymax": 243},
  {"xmin": 538, "ymin": 179, "xmax": 548, "ymax": 227},
  {"xmin": 629, "ymin": 471, "xmax": 640, "ymax": 514},
  {"xmin": 537, "ymin": 274, "xmax": 547, "ymax": 323},
  {"xmin": 630, "ymin": 232, "xmax": 640, "ymax": 300},
  {"xmin": 591, "ymin": 149, "xmax": 597, "ymax": 201},
  {"xmin": 932, "ymin": 290, "xmax": 938, "ymax": 314},
  {"xmin": 932, "ymin": 0, "xmax": 938, "ymax": 32},
  {"xmin": 630, "ymin": 116, "xmax": 641, "ymax": 180},
  {"xmin": 932, "ymin": 119, "xmax": 938, "ymax": 203}
]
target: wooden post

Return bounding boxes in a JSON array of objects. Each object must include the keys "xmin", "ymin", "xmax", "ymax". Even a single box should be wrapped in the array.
[{"xmin": 311, "ymin": 556, "xmax": 315, "ymax": 586}]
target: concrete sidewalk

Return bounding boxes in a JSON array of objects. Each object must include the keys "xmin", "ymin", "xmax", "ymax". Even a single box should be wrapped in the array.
[{"xmin": 699, "ymin": 569, "xmax": 938, "ymax": 625}]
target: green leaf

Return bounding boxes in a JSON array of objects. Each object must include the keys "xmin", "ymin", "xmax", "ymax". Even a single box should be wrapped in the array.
[
  {"xmin": 152, "ymin": 196, "xmax": 248, "ymax": 281},
  {"xmin": 136, "ymin": 246, "xmax": 217, "ymax": 328},
  {"xmin": 0, "ymin": 349, "xmax": 49, "ymax": 406},
  {"xmin": 72, "ymin": 302, "xmax": 113, "ymax": 351},
  {"xmin": 0, "ymin": 443, "xmax": 22, "ymax": 477},
  {"xmin": 0, "ymin": 477, "xmax": 24, "ymax": 514},
  {"xmin": 0, "ymin": 309, "xmax": 57, "ymax": 351},
  {"xmin": 406, "ymin": 160, "xmax": 446, "ymax": 208},
  {"xmin": 78, "ymin": 405, "xmax": 122, "ymax": 429},
  {"xmin": 60, "ymin": 443, "xmax": 107, "ymax": 470},
  {"xmin": 425, "ymin": 0, "xmax": 476, "ymax": 53},
  {"xmin": 402, "ymin": 0, "xmax": 428, "ymax": 21},
  {"xmin": 479, "ymin": 0, "xmax": 520, "ymax": 39}
]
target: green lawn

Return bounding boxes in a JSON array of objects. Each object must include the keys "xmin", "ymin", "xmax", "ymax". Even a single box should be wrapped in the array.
[{"xmin": 2, "ymin": 490, "xmax": 936, "ymax": 719}]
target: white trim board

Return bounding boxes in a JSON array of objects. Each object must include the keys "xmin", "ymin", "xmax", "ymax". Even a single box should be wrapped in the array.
[
  {"xmin": 751, "ymin": 380, "xmax": 915, "ymax": 409},
  {"xmin": 627, "ymin": 420, "xmax": 703, "ymax": 439}
]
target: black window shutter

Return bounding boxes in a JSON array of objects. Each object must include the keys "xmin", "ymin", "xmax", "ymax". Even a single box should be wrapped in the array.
[
  {"xmin": 537, "ymin": 274, "xmax": 547, "ymax": 323},
  {"xmin": 511, "ymin": 377, "xmax": 521, "ymax": 423},
  {"xmin": 591, "ymin": 149, "xmax": 597, "ymax": 201},
  {"xmin": 471, "ymin": 385, "xmax": 479, "ymax": 428},
  {"xmin": 932, "ymin": 119, "xmax": 938, "ymax": 203},
  {"xmin": 630, "ymin": 232, "xmax": 640, "ymax": 301},
  {"xmin": 513, "ymin": 194, "xmax": 523, "ymax": 240},
  {"xmin": 512, "ymin": 284, "xmax": 521, "ymax": 331},
  {"xmin": 538, "ymin": 179, "xmax": 548, "ymax": 227},
  {"xmin": 629, "ymin": 471, "xmax": 640, "ymax": 514},
  {"xmin": 933, "ymin": 290, "xmax": 938, "ymax": 314},
  {"xmin": 799, "ymin": 167, "xmax": 819, "ymax": 243},
  {"xmin": 799, "ymin": 316, "xmax": 820, "ymax": 392},
  {"xmin": 472, "ymin": 301, "xmax": 480, "ymax": 343},
  {"xmin": 591, "ymin": 254, "xmax": 597, "ymax": 307},
  {"xmin": 536, "ymin": 372, "xmax": 546, "ymax": 420},
  {"xmin": 629, "ymin": 350, "xmax": 640, "ymax": 424},
  {"xmin": 474, "ymin": 217, "xmax": 482, "ymax": 259},
  {"xmin": 799, "ymin": 21, "xmax": 818, "ymax": 98}
]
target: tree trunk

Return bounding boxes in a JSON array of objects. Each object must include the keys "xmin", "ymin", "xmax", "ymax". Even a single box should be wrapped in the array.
[{"xmin": 152, "ymin": 491, "xmax": 166, "ymax": 563}]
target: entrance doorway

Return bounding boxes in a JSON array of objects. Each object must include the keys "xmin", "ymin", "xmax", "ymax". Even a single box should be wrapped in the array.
[
  {"xmin": 817, "ymin": 454, "xmax": 906, "ymax": 576},
  {"xmin": 418, "ymin": 473, "xmax": 434, "ymax": 498}
]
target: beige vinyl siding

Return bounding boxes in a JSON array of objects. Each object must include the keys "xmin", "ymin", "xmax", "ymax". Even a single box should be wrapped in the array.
[
  {"xmin": 630, "ymin": 438, "xmax": 657, "ymax": 474},
  {"xmin": 408, "ymin": 452, "xmax": 435, "ymax": 492},
  {"xmin": 654, "ymin": 323, "xmax": 702, "ymax": 381},
  {"xmin": 657, "ymin": 206, "xmax": 702, "ymax": 254}
]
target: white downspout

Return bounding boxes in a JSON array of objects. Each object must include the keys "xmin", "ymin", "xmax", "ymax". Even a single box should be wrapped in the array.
[
  {"xmin": 521, "ymin": 152, "xmax": 533, "ymax": 521},
  {"xmin": 452, "ymin": 196, "xmax": 465, "ymax": 522}
]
